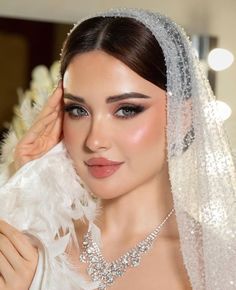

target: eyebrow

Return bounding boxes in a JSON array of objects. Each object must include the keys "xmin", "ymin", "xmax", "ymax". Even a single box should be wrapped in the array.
[{"xmin": 63, "ymin": 92, "xmax": 151, "ymax": 104}]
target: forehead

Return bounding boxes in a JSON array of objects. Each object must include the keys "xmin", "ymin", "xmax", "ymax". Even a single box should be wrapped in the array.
[
  {"xmin": 63, "ymin": 50, "xmax": 163, "ymax": 99},
  {"xmin": 64, "ymin": 50, "xmax": 141, "ymax": 85}
]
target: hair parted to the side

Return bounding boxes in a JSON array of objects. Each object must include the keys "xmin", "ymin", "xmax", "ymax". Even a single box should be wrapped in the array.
[{"xmin": 60, "ymin": 16, "xmax": 167, "ymax": 91}]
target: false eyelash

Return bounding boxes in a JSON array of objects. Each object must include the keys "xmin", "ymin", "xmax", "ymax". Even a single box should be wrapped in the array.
[
  {"xmin": 115, "ymin": 104, "xmax": 145, "ymax": 119},
  {"xmin": 63, "ymin": 104, "xmax": 88, "ymax": 117},
  {"xmin": 63, "ymin": 103, "xmax": 146, "ymax": 119}
]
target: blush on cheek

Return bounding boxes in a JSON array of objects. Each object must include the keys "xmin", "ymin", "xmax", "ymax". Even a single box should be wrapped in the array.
[
  {"xmin": 129, "ymin": 127, "xmax": 149, "ymax": 144},
  {"xmin": 125, "ymin": 115, "xmax": 165, "ymax": 148}
]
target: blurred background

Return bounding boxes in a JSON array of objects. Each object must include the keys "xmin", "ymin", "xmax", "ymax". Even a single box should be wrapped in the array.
[{"xmin": 0, "ymin": 0, "xmax": 235, "ymax": 152}]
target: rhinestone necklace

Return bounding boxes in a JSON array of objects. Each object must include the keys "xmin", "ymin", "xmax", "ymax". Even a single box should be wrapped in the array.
[{"xmin": 79, "ymin": 208, "xmax": 175, "ymax": 290}]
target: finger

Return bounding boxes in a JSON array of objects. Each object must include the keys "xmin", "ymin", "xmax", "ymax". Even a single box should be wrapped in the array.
[
  {"xmin": 43, "ymin": 109, "xmax": 63, "ymax": 139},
  {"xmin": 34, "ymin": 82, "xmax": 63, "ymax": 122},
  {"xmin": 0, "ymin": 233, "xmax": 25, "ymax": 271},
  {"xmin": 19, "ymin": 111, "xmax": 58, "ymax": 145},
  {"xmin": 14, "ymin": 148, "xmax": 47, "ymax": 167},
  {"xmin": 0, "ymin": 221, "xmax": 36, "ymax": 262},
  {"xmin": 0, "ymin": 250, "xmax": 14, "ymax": 282},
  {"xmin": 0, "ymin": 277, "xmax": 5, "ymax": 288},
  {"xmin": 42, "ymin": 80, "xmax": 63, "ymax": 111}
]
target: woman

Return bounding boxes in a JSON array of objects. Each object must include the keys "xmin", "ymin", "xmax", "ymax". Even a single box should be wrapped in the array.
[{"xmin": 0, "ymin": 7, "xmax": 235, "ymax": 290}]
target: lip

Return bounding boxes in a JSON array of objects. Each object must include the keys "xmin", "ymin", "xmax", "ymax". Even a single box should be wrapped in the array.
[
  {"xmin": 84, "ymin": 158, "xmax": 124, "ymax": 178},
  {"xmin": 86, "ymin": 164, "xmax": 123, "ymax": 178},
  {"xmin": 85, "ymin": 157, "xmax": 123, "ymax": 166}
]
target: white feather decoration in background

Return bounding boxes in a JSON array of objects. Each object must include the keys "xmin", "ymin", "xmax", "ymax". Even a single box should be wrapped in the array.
[{"xmin": 0, "ymin": 61, "xmax": 60, "ymax": 185}]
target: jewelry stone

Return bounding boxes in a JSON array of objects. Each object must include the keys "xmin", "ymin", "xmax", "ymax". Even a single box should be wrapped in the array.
[{"xmin": 79, "ymin": 208, "xmax": 175, "ymax": 289}]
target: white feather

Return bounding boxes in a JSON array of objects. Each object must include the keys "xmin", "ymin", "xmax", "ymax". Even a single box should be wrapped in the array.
[{"xmin": 0, "ymin": 141, "xmax": 101, "ymax": 289}]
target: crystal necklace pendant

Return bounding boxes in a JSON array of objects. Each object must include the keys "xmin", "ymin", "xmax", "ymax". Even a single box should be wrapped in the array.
[{"xmin": 79, "ymin": 208, "xmax": 175, "ymax": 290}]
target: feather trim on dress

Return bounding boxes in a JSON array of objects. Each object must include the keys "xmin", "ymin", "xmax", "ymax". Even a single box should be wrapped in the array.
[{"xmin": 0, "ymin": 141, "xmax": 102, "ymax": 290}]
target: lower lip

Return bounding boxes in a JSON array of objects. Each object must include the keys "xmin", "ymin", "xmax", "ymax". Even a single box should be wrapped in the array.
[{"xmin": 87, "ymin": 164, "xmax": 123, "ymax": 178}]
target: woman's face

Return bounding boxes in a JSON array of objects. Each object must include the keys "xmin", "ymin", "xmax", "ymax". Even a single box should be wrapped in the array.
[{"xmin": 63, "ymin": 50, "xmax": 167, "ymax": 199}]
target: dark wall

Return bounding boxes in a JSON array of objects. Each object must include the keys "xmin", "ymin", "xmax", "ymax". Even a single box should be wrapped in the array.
[{"xmin": 0, "ymin": 17, "xmax": 71, "ymax": 142}]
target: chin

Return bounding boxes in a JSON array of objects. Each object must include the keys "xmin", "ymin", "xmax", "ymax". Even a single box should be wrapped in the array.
[
  {"xmin": 89, "ymin": 189, "xmax": 124, "ymax": 200},
  {"xmin": 92, "ymin": 185, "xmax": 128, "ymax": 200}
]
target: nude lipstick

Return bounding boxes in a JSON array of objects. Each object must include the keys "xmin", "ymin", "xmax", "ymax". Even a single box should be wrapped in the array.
[{"xmin": 85, "ymin": 157, "xmax": 124, "ymax": 178}]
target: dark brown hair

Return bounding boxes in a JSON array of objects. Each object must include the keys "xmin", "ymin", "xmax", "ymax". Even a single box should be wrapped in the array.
[{"xmin": 60, "ymin": 16, "xmax": 167, "ymax": 91}]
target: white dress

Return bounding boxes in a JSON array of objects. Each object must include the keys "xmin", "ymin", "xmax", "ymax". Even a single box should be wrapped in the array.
[{"xmin": 0, "ymin": 142, "xmax": 100, "ymax": 290}]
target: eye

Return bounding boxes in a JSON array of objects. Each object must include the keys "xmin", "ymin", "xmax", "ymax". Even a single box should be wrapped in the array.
[
  {"xmin": 63, "ymin": 104, "xmax": 88, "ymax": 118},
  {"xmin": 63, "ymin": 103, "xmax": 146, "ymax": 120},
  {"xmin": 115, "ymin": 105, "xmax": 145, "ymax": 119}
]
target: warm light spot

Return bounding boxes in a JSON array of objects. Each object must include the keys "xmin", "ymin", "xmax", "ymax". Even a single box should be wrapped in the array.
[
  {"xmin": 208, "ymin": 48, "xmax": 234, "ymax": 71},
  {"xmin": 215, "ymin": 100, "xmax": 232, "ymax": 121}
]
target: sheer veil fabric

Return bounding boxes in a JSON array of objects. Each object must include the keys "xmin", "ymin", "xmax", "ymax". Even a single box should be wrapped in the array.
[{"xmin": 0, "ymin": 8, "xmax": 235, "ymax": 290}]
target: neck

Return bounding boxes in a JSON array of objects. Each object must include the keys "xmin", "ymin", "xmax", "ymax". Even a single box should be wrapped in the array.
[{"xmin": 94, "ymin": 169, "xmax": 179, "ymax": 241}]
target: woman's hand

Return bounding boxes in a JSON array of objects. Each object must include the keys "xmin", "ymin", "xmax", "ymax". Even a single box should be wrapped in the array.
[
  {"xmin": 0, "ymin": 220, "xmax": 39, "ymax": 290},
  {"xmin": 14, "ymin": 81, "xmax": 64, "ymax": 171}
]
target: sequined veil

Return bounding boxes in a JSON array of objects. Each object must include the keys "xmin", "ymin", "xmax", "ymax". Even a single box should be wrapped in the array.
[{"xmin": 0, "ymin": 7, "xmax": 235, "ymax": 290}]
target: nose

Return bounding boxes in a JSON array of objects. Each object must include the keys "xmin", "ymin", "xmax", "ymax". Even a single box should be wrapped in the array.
[{"xmin": 85, "ymin": 117, "xmax": 112, "ymax": 152}]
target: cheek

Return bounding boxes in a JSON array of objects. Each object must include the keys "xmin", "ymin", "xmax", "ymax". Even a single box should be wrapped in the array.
[
  {"xmin": 121, "ymin": 109, "xmax": 166, "ymax": 154},
  {"xmin": 63, "ymin": 117, "xmax": 81, "ymax": 151}
]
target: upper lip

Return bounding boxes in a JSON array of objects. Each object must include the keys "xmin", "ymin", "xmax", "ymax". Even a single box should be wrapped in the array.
[{"xmin": 85, "ymin": 157, "xmax": 123, "ymax": 166}]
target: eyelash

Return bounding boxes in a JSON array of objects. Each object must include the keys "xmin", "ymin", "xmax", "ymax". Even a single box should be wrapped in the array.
[{"xmin": 63, "ymin": 103, "xmax": 145, "ymax": 119}]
